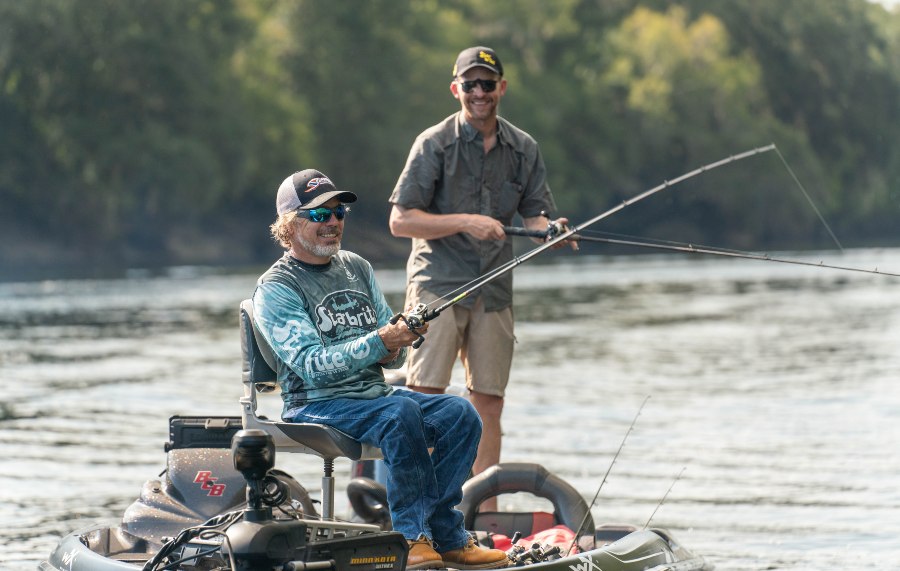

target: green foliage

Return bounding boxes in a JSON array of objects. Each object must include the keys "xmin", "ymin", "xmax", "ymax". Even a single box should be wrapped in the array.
[
  {"xmin": 0, "ymin": 0, "xmax": 308, "ymax": 267},
  {"xmin": 587, "ymin": 6, "xmax": 812, "ymax": 249},
  {"xmin": 681, "ymin": 0, "xmax": 900, "ymax": 233},
  {"xmin": 1, "ymin": 0, "xmax": 899, "ymax": 276}
]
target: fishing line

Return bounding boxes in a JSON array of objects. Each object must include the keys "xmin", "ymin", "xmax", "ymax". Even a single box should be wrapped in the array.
[
  {"xmin": 502, "ymin": 144, "xmax": 897, "ymax": 276},
  {"xmin": 564, "ymin": 395, "xmax": 650, "ymax": 557},
  {"xmin": 772, "ymin": 146, "xmax": 843, "ymax": 252},
  {"xmin": 555, "ymin": 230, "xmax": 900, "ymax": 277},
  {"xmin": 643, "ymin": 466, "xmax": 687, "ymax": 531}
]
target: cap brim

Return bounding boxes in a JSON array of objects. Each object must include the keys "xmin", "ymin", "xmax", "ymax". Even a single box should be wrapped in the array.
[
  {"xmin": 301, "ymin": 190, "xmax": 358, "ymax": 209},
  {"xmin": 455, "ymin": 63, "xmax": 502, "ymax": 77}
]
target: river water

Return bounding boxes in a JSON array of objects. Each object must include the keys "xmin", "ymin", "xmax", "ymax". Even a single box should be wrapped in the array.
[{"xmin": 1, "ymin": 250, "xmax": 898, "ymax": 570}]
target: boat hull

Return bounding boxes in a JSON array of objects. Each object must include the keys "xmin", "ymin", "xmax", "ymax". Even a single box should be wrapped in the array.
[
  {"xmin": 523, "ymin": 530, "xmax": 710, "ymax": 571},
  {"xmin": 39, "ymin": 524, "xmax": 711, "ymax": 571},
  {"xmin": 40, "ymin": 524, "xmax": 145, "ymax": 570}
]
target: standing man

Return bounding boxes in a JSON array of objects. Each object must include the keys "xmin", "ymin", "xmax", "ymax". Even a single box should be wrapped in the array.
[
  {"xmin": 389, "ymin": 47, "xmax": 571, "ymax": 482},
  {"xmin": 254, "ymin": 169, "xmax": 509, "ymax": 569}
]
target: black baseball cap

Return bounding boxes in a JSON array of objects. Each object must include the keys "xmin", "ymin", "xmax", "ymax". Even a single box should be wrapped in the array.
[
  {"xmin": 276, "ymin": 169, "xmax": 357, "ymax": 214},
  {"xmin": 452, "ymin": 46, "xmax": 503, "ymax": 77}
]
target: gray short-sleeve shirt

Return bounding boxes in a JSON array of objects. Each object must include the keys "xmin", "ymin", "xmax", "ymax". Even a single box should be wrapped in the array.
[{"xmin": 390, "ymin": 112, "xmax": 556, "ymax": 311}]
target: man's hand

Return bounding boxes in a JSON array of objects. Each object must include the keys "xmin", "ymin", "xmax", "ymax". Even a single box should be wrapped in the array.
[
  {"xmin": 377, "ymin": 319, "xmax": 429, "ymax": 352},
  {"xmin": 524, "ymin": 215, "xmax": 579, "ymax": 251},
  {"xmin": 547, "ymin": 217, "xmax": 578, "ymax": 251},
  {"xmin": 461, "ymin": 213, "xmax": 506, "ymax": 241}
]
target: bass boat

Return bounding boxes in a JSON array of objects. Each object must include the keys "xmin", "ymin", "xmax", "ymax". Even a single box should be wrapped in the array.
[
  {"xmin": 40, "ymin": 300, "xmax": 713, "ymax": 571},
  {"xmin": 40, "ymin": 416, "xmax": 711, "ymax": 571}
]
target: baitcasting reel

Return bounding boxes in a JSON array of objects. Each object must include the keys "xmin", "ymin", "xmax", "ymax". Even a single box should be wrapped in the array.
[{"xmin": 389, "ymin": 302, "xmax": 431, "ymax": 349}]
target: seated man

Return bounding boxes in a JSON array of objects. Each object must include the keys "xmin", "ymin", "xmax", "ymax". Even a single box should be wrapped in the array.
[{"xmin": 252, "ymin": 168, "xmax": 509, "ymax": 570}]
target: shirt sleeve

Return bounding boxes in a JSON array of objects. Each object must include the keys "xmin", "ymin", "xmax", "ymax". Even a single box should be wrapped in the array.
[
  {"xmin": 252, "ymin": 281, "xmax": 396, "ymax": 387},
  {"xmin": 518, "ymin": 141, "xmax": 556, "ymax": 218},
  {"xmin": 364, "ymin": 263, "xmax": 409, "ymax": 369},
  {"xmin": 389, "ymin": 133, "xmax": 442, "ymax": 210}
]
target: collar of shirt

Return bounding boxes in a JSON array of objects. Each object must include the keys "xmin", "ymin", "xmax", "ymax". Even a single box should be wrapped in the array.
[
  {"xmin": 285, "ymin": 252, "xmax": 333, "ymax": 272},
  {"xmin": 457, "ymin": 112, "xmax": 507, "ymax": 146}
]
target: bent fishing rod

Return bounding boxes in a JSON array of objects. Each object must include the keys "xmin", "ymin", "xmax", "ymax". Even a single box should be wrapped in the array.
[{"xmin": 392, "ymin": 144, "xmax": 777, "ymax": 347}]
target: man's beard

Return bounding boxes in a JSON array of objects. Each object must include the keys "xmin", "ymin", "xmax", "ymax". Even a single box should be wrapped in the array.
[{"xmin": 298, "ymin": 234, "xmax": 341, "ymax": 258}]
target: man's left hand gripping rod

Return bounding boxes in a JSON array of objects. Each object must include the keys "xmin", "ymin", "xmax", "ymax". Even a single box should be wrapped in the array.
[{"xmin": 390, "ymin": 303, "xmax": 431, "ymax": 349}]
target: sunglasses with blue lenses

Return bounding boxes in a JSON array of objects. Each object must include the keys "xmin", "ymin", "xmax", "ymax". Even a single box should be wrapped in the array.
[
  {"xmin": 297, "ymin": 204, "xmax": 349, "ymax": 223},
  {"xmin": 457, "ymin": 78, "xmax": 498, "ymax": 93}
]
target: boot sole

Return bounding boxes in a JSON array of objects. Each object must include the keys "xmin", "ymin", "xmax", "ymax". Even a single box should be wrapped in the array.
[
  {"xmin": 438, "ymin": 562, "xmax": 510, "ymax": 570},
  {"xmin": 406, "ymin": 561, "xmax": 444, "ymax": 570}
]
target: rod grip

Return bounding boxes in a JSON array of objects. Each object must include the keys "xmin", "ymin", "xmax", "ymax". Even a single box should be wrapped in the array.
[{"xmin": 503, "ymin": 226, "xmax": 548, "ymax": 238}]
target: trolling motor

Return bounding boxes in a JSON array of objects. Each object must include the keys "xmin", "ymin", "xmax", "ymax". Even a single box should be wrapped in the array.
[
  {"xmin": 143, "ymin": 430, "xmax": 309, "ymax": 570},
  {"xmin": 225, "ymin": 430, "xmax": 311, "ymax": 570},
  {"xmin": 232, "ymin": 429, "xmax": 277, "ymax": 522}
]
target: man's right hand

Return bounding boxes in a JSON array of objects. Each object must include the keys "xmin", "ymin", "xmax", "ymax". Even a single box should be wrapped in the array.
[
  {"xmin": 460, "ymin": 213, "xmax": 506, "ymax": 241},
  {"xmin": 378, "ymin": 319, "xmax": 429, "ymax": 351}
]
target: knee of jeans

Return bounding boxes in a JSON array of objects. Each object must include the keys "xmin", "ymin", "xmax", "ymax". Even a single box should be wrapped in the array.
[
  {"xmin": 459, "ymin": 396, "xmax": 479, "ymax": 416},
  {"xmin": 390, "ymin": 396, "xmax": 426, "ymax": 427},
  {"xmin": 453, "ymin": 398, "xmax": 482, "ymax": 430}
]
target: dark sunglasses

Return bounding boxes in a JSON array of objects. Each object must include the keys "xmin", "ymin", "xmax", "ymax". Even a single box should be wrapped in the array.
[
  {"xmin": 297, "ymin": 204, "xmax": 349, "ymax": 223},
  {"xmin": 457, "ymin": 78, "xmax": 498, "ymax": 93}
]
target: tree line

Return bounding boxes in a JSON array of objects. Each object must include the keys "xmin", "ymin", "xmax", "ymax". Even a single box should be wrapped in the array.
[{"xmin": 1, "ymin": 0, "xmax": 899, "ymax": 278}]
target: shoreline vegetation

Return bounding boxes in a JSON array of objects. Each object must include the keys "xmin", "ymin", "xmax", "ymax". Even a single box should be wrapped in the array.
[{"xmin": 2, "ymin": 0, "xmax": 899, "ymax": 281}]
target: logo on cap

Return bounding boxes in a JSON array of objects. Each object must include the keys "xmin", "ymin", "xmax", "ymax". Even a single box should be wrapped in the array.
[
  {"xmin": 479, "ymin": 51, "xmax": 496, "ymax": 66},
  {"xmin": 305, "ymin": 177, "xmax": 333, "ymax": 193}
]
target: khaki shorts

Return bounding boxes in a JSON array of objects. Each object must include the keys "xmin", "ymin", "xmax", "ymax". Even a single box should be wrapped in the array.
[{"xmin": 405, "ymin": 283, "xmax": 514, "ymax": 397}]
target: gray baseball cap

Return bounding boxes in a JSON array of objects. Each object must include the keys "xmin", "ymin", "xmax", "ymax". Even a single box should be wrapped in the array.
[{"xmin": 276, "ymin": 169, "xmax": 357, "ymax": 214}]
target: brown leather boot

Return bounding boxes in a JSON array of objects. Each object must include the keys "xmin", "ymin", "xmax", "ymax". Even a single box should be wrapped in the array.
[
  {"xmin": 440, "ymin": 536, "xmax": 509, "ymax": 569},
  {"xmin": 407, "ymin": 537, "xmax": 443, "ymax": 569}
]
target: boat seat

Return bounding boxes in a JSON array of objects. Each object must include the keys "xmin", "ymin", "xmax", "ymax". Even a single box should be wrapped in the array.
[{"xmin": 239, "ymin": 298, "xmax": 382, "ymax": 520}]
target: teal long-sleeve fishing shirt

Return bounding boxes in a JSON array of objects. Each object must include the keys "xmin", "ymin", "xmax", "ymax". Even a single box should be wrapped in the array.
[{"xmin": 252, "ymin": 251, "xmax": 406, "ymax": 417}]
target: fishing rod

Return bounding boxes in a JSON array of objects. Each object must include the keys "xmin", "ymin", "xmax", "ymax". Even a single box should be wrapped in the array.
[
  {"xmin": 392, "ymin": 144, "xmax": 778, "ymax": 346},
  {"xmin": 564, "ymin": 396, "xmax": 650, "ymax": 557},
  {"xmin": 643, "ymin": 466, "xmax": 687, "ymax": 530},
  {"xmin": 503, "ymin": 229, "xmax": 900, "ymax": 278}
]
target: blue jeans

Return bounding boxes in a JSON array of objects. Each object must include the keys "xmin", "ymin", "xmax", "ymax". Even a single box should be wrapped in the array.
[{"xmin": 286, "ymin": 389, "xmax": 481, "ymax": 552}]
